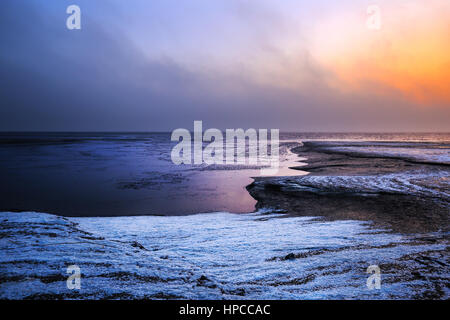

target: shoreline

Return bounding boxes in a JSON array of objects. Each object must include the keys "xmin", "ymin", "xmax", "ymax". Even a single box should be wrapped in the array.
[
  {"xmin": 1, "ymin": 139, "xmax": 448, "ymax": 228},
  {"xmin": 247, "ymin": 141, "xmax": 449, "ymax": 234},
  {"xmin": 1, "ymin": 140, "xmax": 448, "ymax": 300}
]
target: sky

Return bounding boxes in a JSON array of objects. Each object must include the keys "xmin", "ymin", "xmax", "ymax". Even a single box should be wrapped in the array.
[{"xmin": 0, "ymin": 0, "xmax": 449, "ymax": 132}]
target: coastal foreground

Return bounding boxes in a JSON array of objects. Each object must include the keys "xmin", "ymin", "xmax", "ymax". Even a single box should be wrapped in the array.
[{"xmin": 0, "ymin": 138, "xmax": 449, "ymax": 299}]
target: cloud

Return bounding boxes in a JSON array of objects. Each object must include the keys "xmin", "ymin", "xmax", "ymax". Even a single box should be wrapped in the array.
[
  {"xmin": 0, "ymin": 0, "xmax": 449, "ymax": 132},
  {"xmin": 311, "ymin": 0, "xmax": 450, "ymax": 106}
]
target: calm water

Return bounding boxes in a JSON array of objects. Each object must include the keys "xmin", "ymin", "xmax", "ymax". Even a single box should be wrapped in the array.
[
  {"xmin": 0, "ymin": 132, "xmax": 448, "ymax": 216},
  {"xmin": 0, "ymin": 132, "xmax": 306, "ymax": 216}
]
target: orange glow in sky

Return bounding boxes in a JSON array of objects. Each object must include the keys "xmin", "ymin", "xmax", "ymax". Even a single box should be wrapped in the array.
[{"xmin": 312, "ymin": 0, "xmax": 450, "ymax": 106}]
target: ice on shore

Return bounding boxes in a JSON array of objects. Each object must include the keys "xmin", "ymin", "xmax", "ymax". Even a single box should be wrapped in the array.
[
  {"xmin": 310, "ymin": 141, "xmax": 450, "ymax": 165},
  {"xmin": 1, "ymin": 211, "xmax": 448, "ymax": 299},
  {"xmin": 259, "ymin": 170, "xmax": 449, "ymax": 200}
]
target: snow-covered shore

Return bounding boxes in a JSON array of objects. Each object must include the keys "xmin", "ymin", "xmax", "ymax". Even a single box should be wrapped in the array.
[{"xmin": 1, "ymin": 211, "xmax": 448, "ymax": 299}]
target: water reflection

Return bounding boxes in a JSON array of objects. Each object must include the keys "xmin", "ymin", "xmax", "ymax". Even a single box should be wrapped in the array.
[{"xmin": 0, "ymin": 133, "xmax": 305, "ymax": 216}]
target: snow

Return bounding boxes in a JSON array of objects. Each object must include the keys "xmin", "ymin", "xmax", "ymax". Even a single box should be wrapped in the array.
[{"xmin": 1, "ymin": 211, "xmax": 448, "ymax": 299}]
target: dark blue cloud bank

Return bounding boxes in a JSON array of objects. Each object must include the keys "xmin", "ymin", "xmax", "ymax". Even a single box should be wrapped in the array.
[{"xmin": 0, "ymin": 0, "xmax": 448, "ymax": 131}]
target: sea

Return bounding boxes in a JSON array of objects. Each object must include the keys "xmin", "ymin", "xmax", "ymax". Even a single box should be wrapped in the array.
[{"xmin": 0, "ymin": 132, "xmax": 448, "ymax": 299}]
